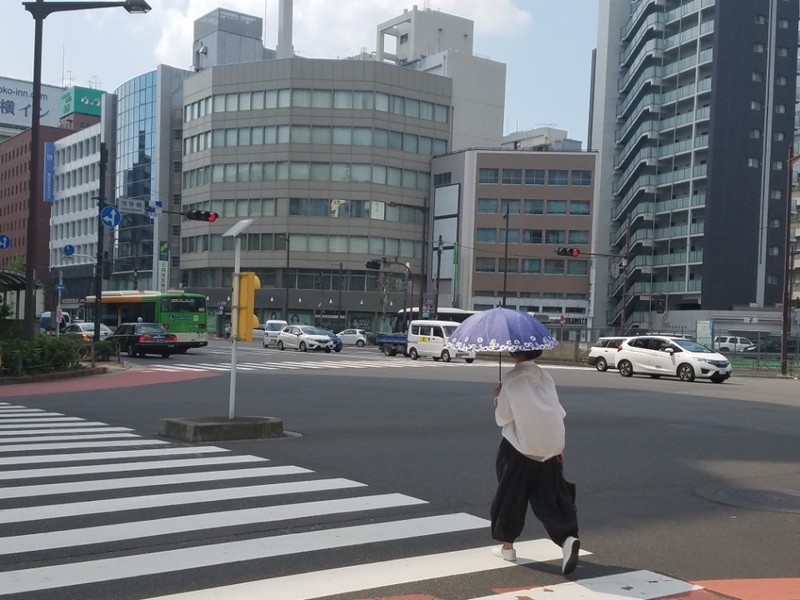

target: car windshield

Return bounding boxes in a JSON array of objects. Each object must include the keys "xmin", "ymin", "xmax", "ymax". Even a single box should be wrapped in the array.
[
  {"xmin": 443, "ymin": 325, "xmax": 458, "ymax": 336},
  {"xmin": 673, "ymin": 339, "xmax": 713, "ymax": 353},
  {"xmin": 265, "ymin": 323, "xmax": 284, "ymax": 331},
  {"xmin": 299, "ymin": 326, "xmax": 328, "ymax": 335},
  {"xmin": 138, "ymin": 324, "xmax": 167, "ymax": 334}
]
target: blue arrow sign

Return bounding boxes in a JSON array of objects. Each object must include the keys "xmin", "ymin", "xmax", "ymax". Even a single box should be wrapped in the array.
[
  {"xmin": 0, "ymin": 235, "xmax": 10, "ymax": 250},
  {"xmin": 55, "ymin": 283, "xmax": 65, "ymax": 293},
  {"xmin": 64, "ymin": 244, "xmax": 75, "ymax": 256},
  {"xmin": 100, "ymin": 205, "xmax": 122, "ymax": 228}
]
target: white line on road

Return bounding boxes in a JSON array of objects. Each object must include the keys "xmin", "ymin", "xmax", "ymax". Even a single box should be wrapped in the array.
[
  {"xmin": 0, "ymin": 421, "xmax": 111, "ymax": 430},
  {"xmin": 0, "ymin": 478, "xmax": 366, "ymax": 524},
  {"xmin": 0, "ymin": 513, "xmax": 488, "ymax": 595},
  {"xmin": 0, "ymin": 454, "xmax": 267, "ymax": 480},
  {"xmin": 0, "ymin": 446, "xmax": 229, "ymax": 467},
  {"xmin": 0, "ymin": 417, "xmax": 85, "ymax": 424},
  {"xmin": 140, "ymin": 539, "xmax": 583, "ymax": 600},
  {"xmin": 0, "ymin": 439, "xmax": 170, "ymax": 454},
  {"xmin": 1, "ymin": 493, "xmax": 426, "ymax": 555},
  {"xmin": 0, "ymin": 427, "xmax": 133, "ymax": 437},
  {"xmin": 0, "ymin": 433, "xmax": 139, "ymax": 444},
  {"xmin": 0, "ymin": 412, "xmax": 69, "ymax": 419},
  {"xmin": 0, "ymin": 465, "xmax": 311, "ymax": 500}
]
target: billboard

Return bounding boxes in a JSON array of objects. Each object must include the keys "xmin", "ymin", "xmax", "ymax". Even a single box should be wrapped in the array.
[
  {"xmin": 0, "ymin": 77, "xmax": 62, "ymax": 129},
  {"xmin": 60, "ymin": 86, "xmax": 104, "ymax": 118}
]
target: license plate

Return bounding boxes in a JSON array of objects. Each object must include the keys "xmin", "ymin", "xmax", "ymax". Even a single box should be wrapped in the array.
[{"xmin": 154, "ymin": 336, "xmax": 164, "ymax": 342}]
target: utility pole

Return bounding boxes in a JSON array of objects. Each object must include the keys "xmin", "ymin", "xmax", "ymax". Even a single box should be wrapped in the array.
[
  {"xmin": 434, "ymin": 235, "xmax": 443, "ymax": 319},
  {"xmin": 338, "ymin": 262, "xmax": 343, "ymax": 328},
  {"xmin": 502, "ymin": 205, "xmax": 510, "ymax": 307},
  {"xmin": 92, "ymin": 143, "xmax": 107, "ymax": 343}
]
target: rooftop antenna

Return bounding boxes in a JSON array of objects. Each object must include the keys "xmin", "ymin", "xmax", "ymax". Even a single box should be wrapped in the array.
[{"xmin": 88, "ymin": 75, "xmax": 101, "ymax": 89}]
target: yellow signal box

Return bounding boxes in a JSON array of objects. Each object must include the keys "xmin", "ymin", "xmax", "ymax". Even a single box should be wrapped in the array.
[{"xmin": 236, "ymin": 271, "xmax": 261, "ymax": 341}]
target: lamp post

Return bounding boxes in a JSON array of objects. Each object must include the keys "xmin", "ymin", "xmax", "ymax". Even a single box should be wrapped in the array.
[
  {"xmin": 501, "ymin": 205, "xmax": 510, "ymax": 307},
  {"xmin": 782, "ymin": 145, "xmax": 799, "ymax": 376},
  {"xmin": 277, "ymin": 234, "xmax": 290, "ymax": 320},
  {"xmin": 21, "ymin": 0, "xmax": 151, "ymax": 341}
]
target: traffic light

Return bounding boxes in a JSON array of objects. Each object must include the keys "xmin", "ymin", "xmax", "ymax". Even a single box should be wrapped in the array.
[
  {"xmin": 365, "ymin": 259, "xmax": 383, "ymax": 270},
  {"xmin": 235, "ymin": 271, "xmax": 261, "ymax": 341},
  {"xmin": 556, "ymin": 247, "xmax": 581, "ymax": 257},
  {"xmin": 185, "ymin": 210, "xmax": 219, "ymax": 222}
]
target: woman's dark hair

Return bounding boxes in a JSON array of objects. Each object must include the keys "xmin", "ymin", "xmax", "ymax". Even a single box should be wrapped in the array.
[{"xmin": 509, "ymin": 349, "xmax": 543, "ymax": 360}]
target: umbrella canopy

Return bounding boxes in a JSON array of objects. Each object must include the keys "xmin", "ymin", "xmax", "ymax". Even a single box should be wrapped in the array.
[{"xmin": 445, "ymin": 307, "xmax": 558, "ymax": 353}]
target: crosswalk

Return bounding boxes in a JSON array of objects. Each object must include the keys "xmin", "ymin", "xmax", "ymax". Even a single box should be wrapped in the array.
[{"xmin": 0, "ymin": 401, "xmax": 704, "ymax": 600}]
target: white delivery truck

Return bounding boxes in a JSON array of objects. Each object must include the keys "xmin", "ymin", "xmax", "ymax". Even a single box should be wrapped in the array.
[{"xmin": 406, "ymin": 319, "xmax": 475, "ymax": 363}]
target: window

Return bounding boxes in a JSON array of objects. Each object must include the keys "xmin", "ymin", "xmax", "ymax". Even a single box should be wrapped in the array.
[
  {"xmin": 479, "ymin": 168, "xmax": 499, "ymax": 183},
  {"xmin": 753, "ymin": 43, "xmax": 765, "ymax": 53},
  {"xmin": 547, "ymin": 170, "xmax": 569, "ymax": 185},
  {"xmin": 754, "ymin": 14, "xmax": 766, "ymax": 24},
  {"xmin": 478, "ymin": 198, "xmax": 497, "ymax": 213},
  {"xmin": 752, "ymin": 72, "xmax": 764, "ymax": 82},
  {"xmin": 523, "ymin": 199, "xmax": 544, "ymax": 214},
  {"xmin": 748, "ymin": 158, "xmax": 760, "ymax": 168},
  {"xmin": 499, "ymin": 258, "xmax": 518, "ymax": 273},
  {"xmin": 475, "ymin": 257, "xmax": 495, "ymax": 272},
  {"xmin": 500, "ymin": 229, "xmax": 520, "ymax": 244},
  {"xmin": 433, "ymin": 172, "xmax": 451, "ymax": 187},
  {"xmin": 770, "ymin": 190, "xmax": 782, "ymax": 200},
  {"xmin": 568, "ymin": 230, "xmax": 589, "ymax": 244},
  {"xmin": 502, "ymin": 169, "xmax": 523, "ymax": 184},
  {"xmin": 774, "ymin": 132, "xmax": 785, "ymax": 142},
  {"xmin": 570, "ymin": 170, "xmax": 592, "ymax": 186},
  {"xmin": 767, "ymin": 275, "xmax": 779, "ymax": 285},
  {"xmin": 775, "ymin": 104, "xmax": 787, "ymax": 114},
  {"xmin": 751, "ymin": 100, "xmax": 762, "ymax": 111},
  {"xmin": 522, "ymin": 229, "xmax": 542, "ymax": 244},
  {"xmin": 778, "ymin": 19, "xmax": 789, "ymax": 29},
  {"xmin": 776, "ymin": 76, "xmax": 787, "ymax": 86},
  {"xmin": 521, "ymin": 259, "xmax": 541, "ymax": 273},
  {"xmin": 772, "ymin": 161, "xmax": 783, "ymax": 170},
  {"xmin": 525, "ymin": 169, "xmax": 545, "ymax": 185},
  {"xmin": 544, "ymin": 259, "xmax": 564, "ymax": 274},
  {"xmin": 567, "ymin": 260, "xmax": 588, "ymax": 275},
  {"xmin": 500, "ymin": 199, "xmax": 521, "ymax": 214},
  {"xmin": 545, "ymin": 230, "xmax": 566, "ymax": 244},
  {"xmin": 546, "ymin": 200, "xmax": 567, "ymax": 214},
  {"xmin": 476, "ymin": 228, "xmax": 497, "ymax": 243},
  {"xmin": 749, "ymin": 129, "xmax": 761, "ymax": 139},
  {"xmin": 569, "ymin": 200, "xmax": 590, "ymax": 215}
]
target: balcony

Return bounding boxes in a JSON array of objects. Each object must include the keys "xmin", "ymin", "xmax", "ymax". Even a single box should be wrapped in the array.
[{"xmin": 621, "ymin": 0, "xmax": 666, "ymax": 42}]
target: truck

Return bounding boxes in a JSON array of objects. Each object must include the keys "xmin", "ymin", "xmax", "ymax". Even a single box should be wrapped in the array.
[{"xmin": 375, "ymin": 332, "xmax": 408, "ymax": 356}]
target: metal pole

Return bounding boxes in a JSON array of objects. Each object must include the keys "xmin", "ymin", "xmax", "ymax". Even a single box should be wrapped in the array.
[
  {"xmin": 23, "ymin": 2, "xmax": 45, "ymax": 341},
  {"xmin": 283, "ymin": 235, "xmax": 290, "ymax": 321},
  {"xmin": 502, "ymin": 205, "xmax": 509, "ymax": 307},
  {"xmin": 93, "ymin": 143, "xmax": 107, "ymax": 343},
  {"xmin": 338, "ymin": 262, "xmax": 343, "ymax": 328},
  {"xmin": 781, "ymin": 144, "xmax": 795, "ymax": 376},
  {"xmin": 228, "ymin": 235, "xmax": 241, "ymax": 419},
  {"xmin": 419, "ymin": 200, "xmax": 427, "ymax": 316},
  {"xmin": 434, "ymin": 235, "xmax": 443, "ymax": 319}
]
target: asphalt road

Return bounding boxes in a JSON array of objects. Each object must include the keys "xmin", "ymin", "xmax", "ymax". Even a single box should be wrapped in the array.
[{"xmin": 0, "ymin": 341, "xmax": 798, "ymax": 599}]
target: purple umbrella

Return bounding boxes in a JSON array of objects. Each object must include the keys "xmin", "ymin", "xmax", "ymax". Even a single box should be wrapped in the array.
[{"xmin": 445, "ymin": 307, "xmax": 557, "ymax": 380}]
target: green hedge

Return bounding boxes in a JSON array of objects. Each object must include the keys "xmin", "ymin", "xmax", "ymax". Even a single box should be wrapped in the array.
[{"xmin": 0, "ymin": 336, "xmax": 113, "ymax": 377}]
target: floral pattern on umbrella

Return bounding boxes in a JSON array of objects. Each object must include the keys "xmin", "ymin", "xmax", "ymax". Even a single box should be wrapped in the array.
[{"xmin": 445, "ymin": 307, "xmax": 558, "ymax": 353}]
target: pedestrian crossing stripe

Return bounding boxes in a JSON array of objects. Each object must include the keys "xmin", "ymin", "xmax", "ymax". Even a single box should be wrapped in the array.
[
  {"xmin": 0, "ymin": 416, "xmax": 85, "ymax": 424},
  {"xmin": 0, "ymin": 426, "xmax": 133, "ymax": 436},
  {"xmin": 0, "ymin": 445, "xmax": 229, "ymax": 466},
  {"xmin": 0, "ymin": 420, "xmax": 120, "ymax": 430},
  {"xmin": 0, "ymin": 439, "xmax": 171, "ymax": 453},
  {"xmin": 0, "ymin": 513, "xmax": 488, "ymax": 595}
]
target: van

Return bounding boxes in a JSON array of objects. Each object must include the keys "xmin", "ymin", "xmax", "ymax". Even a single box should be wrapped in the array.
[
  {"xmin": 406, "ymin": 319, "xmax": 475, "ymax": 363},
  {"xmin": 713, "ymin": 336, "xmax": 752, "ymax": 353},
  {"xmin": 262, "ymin": 320, "xmax": 288, "ymax": 348},
  {"xmin": 38, "ymin": 311, "xmax": 71, "ymax": 334}
]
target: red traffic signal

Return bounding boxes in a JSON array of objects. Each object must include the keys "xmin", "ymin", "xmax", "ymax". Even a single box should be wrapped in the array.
[
  {"xmin": 185, "ymin": 210, "xmax": 219, "ymax": 222},
  {"xmin": 556, "ymin": 247, "xmax": 581, "ymax": 257}
]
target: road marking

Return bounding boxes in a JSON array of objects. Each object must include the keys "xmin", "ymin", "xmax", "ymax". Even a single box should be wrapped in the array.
[
  {"xmin": 233, "ymin": 362, "xmax": 279, "ymax": 370},
  {"xmin": 0, "ymin": 412, "xmax": 70, "ymax": 419},
  {"xmin": 469, "ymin": 570, "xmax": 699, "ymax": 599},
  {"xmin": 0, "ymin": 477, "xmax": 366, "ymax": 524},
  {"xmin": 0, "ymin": 417, "xmax": 85, "ymax": 424},
  {"xmin": 0, "ymin": 408, "xmax": 48, "ymax": 413},
  {"xmin": 1, "ymin": 493, "xmax": 427, "ymax": 555},
  {"xmin": 0, "ymin": 513, "xmax": 488, "ymax": 595},
  {"xmin": 0, "ymin": 427, "xmax": 133, "ymax": 436},
  {"xmin": 0, "ymin": 439, "xmax": 171, "ymax": 453},
  {"xmin": 139, "ymin": 539, "xmax": 575, "ymax": 600},
  {"xmin": 0, "ymin": 454, "xmax": 267, "ymax": 480},
  {"xmin": 0, "ymin": 446, "xmax": 228, "ymax": 466},
  {"xmin": 0, "ymin": 421, "xmax": 115, "ymax": 430},
  {"xmin": 0, "ymin": 432, "xmax": 140, "ymax": 444},
  {"xmin": 0, "ymin": 465, "xmax": 311, "ymax": 500}
]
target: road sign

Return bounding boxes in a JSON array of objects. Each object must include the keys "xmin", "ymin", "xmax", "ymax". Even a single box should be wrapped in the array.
[
  {"xmin": 100, "ymin": 205, "xmax": 122, "ymax": 228},
  {"xmin": 55, "ymin": 283, "xmax": 65, "ymax": 293},
  {"xmin": 64, "ymin": 244, "xmax": 75, "ymax": 256},
  {"xmin": 0, "ymin": 235, "xmax": 10, "ymax": 250},
  {"xmin": 118, "ymin": 198, "xmax": 146, "ymax": 215}
]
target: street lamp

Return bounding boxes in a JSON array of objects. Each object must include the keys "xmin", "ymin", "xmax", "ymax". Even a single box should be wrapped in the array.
[
  {"xmin": 21, "ymin": 0, "xmax": 152, "ymax": 340},
  {"xmin": 276, "ymin": 234, "xmax": 290, "ymax": 320},
  {"xmin": 501, "ymin": 205, "xmax": 510, "ymax": 307}
]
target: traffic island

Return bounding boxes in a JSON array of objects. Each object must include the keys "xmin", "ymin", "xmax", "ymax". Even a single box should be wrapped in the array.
[{"xmin": 159, "ymin": 416, "xmax": 285, "ymax": 442}]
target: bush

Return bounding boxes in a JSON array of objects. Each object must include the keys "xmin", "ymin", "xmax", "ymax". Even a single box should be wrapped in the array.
[{"xmin": 0, "ymin": 334, "xmax": 112, "ymax": 377}]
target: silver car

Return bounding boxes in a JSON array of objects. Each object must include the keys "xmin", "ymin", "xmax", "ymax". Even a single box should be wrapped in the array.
[
  {"xmin": 336, "ymin": 328, "xmax": 369, "ymax": 347},
  {"xmin": 276, "ymin": 325, "xmax": 335, "ymax": 352},
  {"xmin": 62, "ymin": 322, "xmax": 113, "ymax": 341}
]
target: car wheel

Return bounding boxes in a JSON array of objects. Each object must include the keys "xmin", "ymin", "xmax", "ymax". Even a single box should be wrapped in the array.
[
  {"xmin": 710, "ymin": 374, "xmax": 727, "ymax": 384},
  {"xmin": 263, "ymin": 339, "xmax": 268, "ymax": 348},
  {"xmin": 127, "ymin": 345, "xmax": 135, "ymax": 358},
  {"xmin": 335, "ymin": 348, "xmax": 342, "ymax": 353},
  {"xmin": 356, "ymin": 339, "xmax": 365, "ymax": 347},
  {"xmin": 649, "ymin": 374, "xmax": 661, "ymax": 379},
  {"xmin": 677, "ymin": 363, "xmax": 695, "ymax": 382},
  {"xmin": 441, "ymin": 350, "xmax": 451, "ymax": 363},
  {"xmin": 299, "ymin": 342, "xmax": 307, "ymax": 352},
  {"xmin": 720, "ymin": 347, "xmax": 730, "ymax": 352},
  {"xmin": 162, "ymin": 352, "xmax": 170, "ymax": 359},
  {"xmin": 618, "ymin": 360, "xmax": 633, "ymax": 377},
  {"xmin": 383, "ymin": 344, "xmax": 396, "ymax": 357},
  {"xmin": 324, "ymin": 347, "xmax": 331, "ymax": 353},
  {"xmin": 409, "ymin": 348, "xmax": 419, "ymax": 360},
  {"xmin": 595, "ymin": 357, "xmax": 608, "ymax": 372},
  {"xmin": 277, "ymin": 341, "xmax": 285, "ymax": 351},
  {"xmin": 465, "ymin": 358, "xmax": 474, "ymax": 364}
]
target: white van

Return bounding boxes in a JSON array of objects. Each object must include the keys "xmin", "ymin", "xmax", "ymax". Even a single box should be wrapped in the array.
[
  {"xmin": 406, "ymin": 319, "xmax": 475, "ymax": 363},
  {"xmin": 39, "ymin": 311, "xmax": 71, "ymax": 334},
  {"xmin": 262, "ymin": 320, "xmax": 288, "ymax": 348}
]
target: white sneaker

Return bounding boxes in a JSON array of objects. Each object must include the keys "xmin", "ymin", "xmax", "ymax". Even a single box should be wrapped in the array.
[
  {"xmin": 491, "ymin": 545, "xmax": 517, "ymax": 561},
  {"xmin": 561, "ymin": 536, "xmax": 580, "ymax": 575}
]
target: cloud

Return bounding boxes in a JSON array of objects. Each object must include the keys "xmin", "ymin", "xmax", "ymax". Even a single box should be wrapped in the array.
[{"xmin": 153, "ymin": 0, "xmax": 531, "ymax": 66}]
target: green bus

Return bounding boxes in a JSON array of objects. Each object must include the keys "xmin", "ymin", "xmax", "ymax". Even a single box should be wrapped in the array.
[{"xmin": 84, "ymin": 290, "xmax": 208, "ymax": 353}]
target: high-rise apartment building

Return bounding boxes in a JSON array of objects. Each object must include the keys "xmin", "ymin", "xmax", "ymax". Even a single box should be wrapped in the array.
[{"xmin": 591, "ymin": 0, "xmax": 798, "ymax": 332}]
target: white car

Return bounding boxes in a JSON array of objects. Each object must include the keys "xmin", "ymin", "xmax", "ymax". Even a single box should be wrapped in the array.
[
  {"xmin": 713, "ymin": 336, "xmax": 752, "ymax": 353},
  {"xmin": 336, "ymin": 328, "xmax": 369, "ymax": 347},
  {"xmin": 276, "ymin": 325, "xmax": 335, "ymax": 352},
  {"xmin": 586, "ymin": 336, "xmax": 629, "ymax": 372},
  {"xmin": 262, "ymin": 320, "xmax": 288, "ymax": 348},
  {"xmin": 615, "ymin": 335, "xmax": 731, "ymax": 383},
  {"xmin": 62, "ymin": 321, "xmax": 112, "ymax": 341}
]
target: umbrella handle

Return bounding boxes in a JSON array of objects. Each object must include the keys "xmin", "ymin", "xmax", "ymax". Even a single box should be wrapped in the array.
[{"xmin": 498, "ymin": 352, "xmax": 502, "ymax": 382}]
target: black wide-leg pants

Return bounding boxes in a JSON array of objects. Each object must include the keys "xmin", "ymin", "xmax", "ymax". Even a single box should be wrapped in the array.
[{"xmin": 490, "ymin": 437, "xmax": 579, "ymax": 546}]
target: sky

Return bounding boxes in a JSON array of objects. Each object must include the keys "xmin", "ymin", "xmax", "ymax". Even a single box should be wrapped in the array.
[{"xmin": 4, "ymin": 0, "xmax": 599, "ymax": 144}]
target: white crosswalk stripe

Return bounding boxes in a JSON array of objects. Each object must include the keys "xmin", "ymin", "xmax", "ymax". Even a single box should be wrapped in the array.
[{"xmin": 0, "ymin": 402, "xmax": 694, "ymax": 600}]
